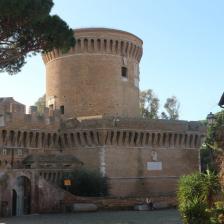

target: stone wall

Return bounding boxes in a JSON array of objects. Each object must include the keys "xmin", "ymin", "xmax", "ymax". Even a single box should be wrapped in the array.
[
  {"xmin": 0, "ymin": 27, "xmax": 207, "ymax": 215},
  {"xmin": 106, "ymin": 147, "xmax": 199, "ymax": 196},
  {"xmin": 0, "ymin": 117, "xmax": 206, "ymax": 197}
]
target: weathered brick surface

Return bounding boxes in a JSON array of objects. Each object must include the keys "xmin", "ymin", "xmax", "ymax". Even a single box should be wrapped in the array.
[
  {"xmin": 43, "ymin": 28, "xmax": 143, "ymax": 118},
  {"xmin": 0, "ymin": 28, "xmax": 206, "ymax": 216}
]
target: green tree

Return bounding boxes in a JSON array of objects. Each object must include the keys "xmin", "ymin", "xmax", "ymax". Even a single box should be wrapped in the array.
[
  {"xmin": 206, "ymin": 110, "xmax": 224, "ymax": 150},
  {"xmin": 140, "ymin": 89, "xmax": 180, "ymax": 120},
  {"xmin": 201, "ymin": 110, "xmax": 224, "ymax": 173},
  {"xmin": 161, "ymin": 96, "xmax": 180, "ymax": 120},
  {"xmin": 160, "ymin": 112, "xmax": 168, "ymax": 119},
  {"xmin": 0, "ymin": 0, "xmax": 75, "ymax": 74},
  {"xmin": 34, "ymin": 94, "xmax": 46, "ymax": 115},
  {"xmin": 140, "ymin": 89, "xmax": 159, "ymax": 119}
]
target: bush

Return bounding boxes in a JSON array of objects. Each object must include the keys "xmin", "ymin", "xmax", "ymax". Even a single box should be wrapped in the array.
[
  {"xmin": 181, "ymin": 198, "xmax": 210, "ymax": 224},
  {"xmin": 178, "ymin": 171, "xmax": 220, "ymax": 224},
  {"xmin": 178, "ymin": 173, "xmax": 209, "ymax": 224},
  {"xmin": 210, "ymin": 201, "xmax": 224, "ymax": 224},
  {"xmin": 62, "ymin": 168, "xmax": 109, "ymax": 197}
]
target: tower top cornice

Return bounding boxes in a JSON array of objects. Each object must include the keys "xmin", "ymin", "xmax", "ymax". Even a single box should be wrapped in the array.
[{"xmin": 73, "ymin": 27, "xmax": 143, "ymax": 44}]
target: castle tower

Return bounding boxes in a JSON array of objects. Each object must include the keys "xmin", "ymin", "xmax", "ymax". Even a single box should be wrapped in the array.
[{"xmin": 43, "ymin": 28, "xmax": 143, "ymax": 118}]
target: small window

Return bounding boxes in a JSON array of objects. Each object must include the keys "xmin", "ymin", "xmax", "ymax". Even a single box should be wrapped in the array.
[
  {"xmin": 121, "ymin": 67, "xmax": 128, "ymax": 78},
  {"xmin": 60, "ymin": 105, "xmax": 64, "ymax": 115}
]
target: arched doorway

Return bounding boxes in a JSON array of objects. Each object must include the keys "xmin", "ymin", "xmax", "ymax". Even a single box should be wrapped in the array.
[{"xmin": 12, "ymin": 176, "xmax": 31, "ymax": 216}]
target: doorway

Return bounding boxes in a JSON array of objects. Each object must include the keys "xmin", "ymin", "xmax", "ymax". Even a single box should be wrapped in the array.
[
  {"xmin": 12, "ymin": 176, "xmax": 31, "ymax": 216},
  {"xmin": 12, "ymin": 189, "xmax": 17, "ymax": 216}
]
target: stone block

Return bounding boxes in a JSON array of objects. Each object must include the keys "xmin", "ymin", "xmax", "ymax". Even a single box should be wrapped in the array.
[
  {"xmin": 134, "ymin": 204, "xmax": 149, "ymax": 211},
  {"xmin": 73, "ymin": 203, "xmax": 98, "ymax": 212},
  {"xmin": 153, "ymin": 202, "xmax": 169, "ymax": 209}
]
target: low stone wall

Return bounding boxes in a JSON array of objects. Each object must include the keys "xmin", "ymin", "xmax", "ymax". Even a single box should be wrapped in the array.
[{"xmin": 61, "ymin": 195, "xmax": 177, "ymax": 211}]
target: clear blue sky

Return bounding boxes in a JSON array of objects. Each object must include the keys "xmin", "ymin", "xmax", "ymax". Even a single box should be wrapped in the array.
[{"xmin": 1, "ymin": 0, "xmax": 224, "ymax": 121}]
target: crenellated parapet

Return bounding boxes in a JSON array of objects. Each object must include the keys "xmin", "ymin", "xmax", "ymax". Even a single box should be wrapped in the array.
[
  {"xmin": 43, "ymin": 28, "xmax": 143, "ymax": 64},
  {"xmin": 0, "ymin": 109, "xmax": 63, "ymax": 131},
  {"xmin": 0, "ymin": 118, "xmax": 206, "ymax": 152}
]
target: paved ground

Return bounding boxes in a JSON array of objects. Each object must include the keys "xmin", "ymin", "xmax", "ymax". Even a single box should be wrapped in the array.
[{"xmin": 0, "ymin": 209, "xmax": 182, "ymax": 224}]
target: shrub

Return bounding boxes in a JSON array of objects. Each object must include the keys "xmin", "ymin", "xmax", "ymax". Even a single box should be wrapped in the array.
[
  {"xmin": 62, "ymin": 168, "xmax": 109, "ymax": 197},
  {"xmin": 181, "ymin": 198, "xmax": 210, "ymax": 224},
  {"xmin": 178, "ymin": 171, "xmax": 220, "ymax": 224},
  {"xmin": 202, "ymin": 170, "xmax": 221, "ymax": 208},
  {"xmin": 178, "ymin": 173, "xmax": 209, "ymax": 224},
  {"xmin": 210, "ymin": 201, "xmax": 224, "ymax": 224}
]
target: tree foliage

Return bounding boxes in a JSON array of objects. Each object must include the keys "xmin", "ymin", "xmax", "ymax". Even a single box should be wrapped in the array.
[
  {"xmin": 140, "ymin": 89, "xmax": 180, "ymax": 120},
  {"xmin": 207, "ymin": 110, "xmax": 224, "ymax": 150},
  {"xmin": 201, "ymin": 110, "xmax": 224, "ymax": 173},
  {"xmin": 34, "ymin": 94, "xmax": 46, "ymax": 115},
  {"xmin": 0, "ymin": 0, "xmax": 75, "ymax": 74},
  {"xmin": 140, "ymin": 89, "xmax": 159, "ymax": 119},
  {"xmin": 163, "ymin": 96, "xmax": 180, "ymax": 120}
]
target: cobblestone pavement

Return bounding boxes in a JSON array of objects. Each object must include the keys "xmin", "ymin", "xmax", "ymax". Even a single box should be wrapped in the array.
[{"xmin": 0, "ymin": 209, "xmax": 181, "ymax": 224}]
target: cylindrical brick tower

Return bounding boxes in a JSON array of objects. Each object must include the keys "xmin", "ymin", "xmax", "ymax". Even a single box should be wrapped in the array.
[{"xmin": 42, "ymin": 28, "xmax": 143, "ymax": 118}]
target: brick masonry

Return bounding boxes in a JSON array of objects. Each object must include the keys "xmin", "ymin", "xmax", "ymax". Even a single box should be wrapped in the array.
[{"xmin": 0, "ymin": 28, "xmax": 206, "ymax": 216}]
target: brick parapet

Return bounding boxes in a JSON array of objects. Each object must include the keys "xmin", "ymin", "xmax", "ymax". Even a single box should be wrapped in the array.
[
  {"xmin": 0, "ymin": 117, "xmax": 206, "ymax": 151},
  {"xmin": 43, "ymin": 28, "xmax": 143, "ymax": 64}
]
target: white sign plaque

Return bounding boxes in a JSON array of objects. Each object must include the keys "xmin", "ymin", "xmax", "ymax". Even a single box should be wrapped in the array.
[{"xmin": 147, "ymin": 162, "xmax": 162, "ymax": 171}]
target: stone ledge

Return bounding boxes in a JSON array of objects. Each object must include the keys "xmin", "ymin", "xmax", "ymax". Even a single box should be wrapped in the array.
[{"xmin": 73, "ymin": 203, "xmax": 98, "ymax": 212}]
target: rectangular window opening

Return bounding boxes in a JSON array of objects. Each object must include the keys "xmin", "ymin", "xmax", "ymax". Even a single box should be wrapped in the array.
[
  {"xmin": 121, "ymin": 67, "xmax": 128, "ymax": 78},
  {"xmin": 60, "ymin": 105, "xmax": 64, "ymax": 115}
]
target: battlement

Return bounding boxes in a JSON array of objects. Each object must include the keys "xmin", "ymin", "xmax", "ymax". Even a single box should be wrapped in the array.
[
  {"xmin": 43, "ymin": 28, "xmax": 143, "ymax": 64},
  {"xmin": 0, "ymin": 117, "xmax": 206, "ymax": 151},
  {"xmin": 63, "ymin": 116, "xmax": 206, "ymax": 132},
  {"xmin": 0, "ymin": 97, "xmax": 206, "ymax": 145},
  {"xmin": 0, "ymin": 111, "xmax": 62, "ymax": 129},
  {"xmin": 0, "ymin": 98, "xmax": 62, "ymax": 129}
]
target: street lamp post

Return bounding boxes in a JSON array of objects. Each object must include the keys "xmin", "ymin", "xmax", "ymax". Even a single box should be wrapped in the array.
[
  {"xmin": 207, "ymin": 112, "xmax": 215, "ymax": 126},
  {"xmin": 205, "ymin": 112, "xmax": 217, "ymax": 172}
]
